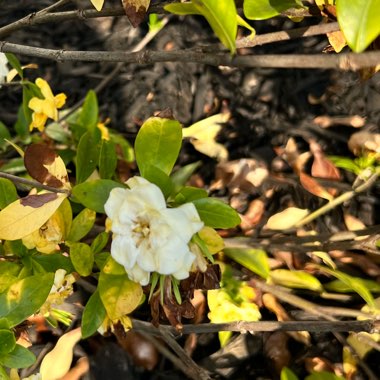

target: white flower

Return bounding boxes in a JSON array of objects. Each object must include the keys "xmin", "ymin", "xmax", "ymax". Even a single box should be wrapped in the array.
[
  {"xmin": 0, "ymin": 53, "xmax": 9, "ymax": 85},
  {"xmin": 104, "ymin": 176, "xmax": 204, "ymax": 286}
]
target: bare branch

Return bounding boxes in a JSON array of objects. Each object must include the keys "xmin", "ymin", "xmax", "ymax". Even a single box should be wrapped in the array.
[
  {"xmin": 132, "ymin": 318, "xmax": 379, "ymax": 335},
  {"xmin": 1, "ymin": 40, "xmax": 380, "ymax": 70}
]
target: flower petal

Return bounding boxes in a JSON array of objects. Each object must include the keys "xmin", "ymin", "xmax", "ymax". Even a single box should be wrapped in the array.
[
  {"xmin": 54, "ymin": 93, "xmax": 67, "ymax": 109},
  {"xmin": 105, "ymin": 187, "xmax": 127, "ymax": 220},
  {"xmin": 111, "ymin": 235, "xmax": 139, "ymax": 269},
  {"xmin": 29, "ymin": 112, "xmax": 48, "ymax": 132},
  {"xmin": 127, "ymin": 264, "xmax": 150, "ymax": 286},
  {"xmin": 36, "ymin": 77, "xmax": 54, "ymax": 100}
]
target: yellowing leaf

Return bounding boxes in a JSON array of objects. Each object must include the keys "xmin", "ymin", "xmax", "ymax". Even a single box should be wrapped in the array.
[
  {"xmin": 270, "ymin": 269, "xmax": 323, "ymax": 292},
  {"xmin": 121, "ymin": 0, "xmax": 151, "ymax": 27},
  {"xmin": 327, "ymin": 30, "xmax": 347, "ymax": 53},
  {"xmin": 198, "ymin": 226, "xmax": 224, "ymax": 254},
  {"xmin": 90, "ymin": 0, "xmax": 104, "ymax": 11},
  {"xmin": 0, "ymin": 193, "xmax": 67, "ymax": 241},
  {"xmin": 183, "ymin": 113, "xmax": 230, "ymax": 161},
  {"xmin": 40, "ymin": 327, "xmax": 82, "ymax": 380},
  {"xmin": 266, "ymin": 207, "xmax": 309, "ymax": 230}
]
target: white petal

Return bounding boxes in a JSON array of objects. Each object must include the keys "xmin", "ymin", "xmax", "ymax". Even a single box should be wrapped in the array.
[
  {"xmin": 126, "ymin": 176, "xmax": 150, "ymax": 188},
  {"xmin": 173, "ymin": 251, "xmax": 196, "ymax": 280},
  {"xmin": 110, "ymin": 235, "xmax": 139, "ymax": 269},
  {"xmin": 104, "ymin": 187, "xmax": 126, "ymax": 219},
  {"xmin": 127, "ymin": 264, "xmax": 150, "ymax": 286},
  {"xmin": 127, "ymin": 176, "xmax": 166, "ymax": 210},
  {"xmin": 136, "ymin": 239, "xmax": 156, "ymax": 272}
]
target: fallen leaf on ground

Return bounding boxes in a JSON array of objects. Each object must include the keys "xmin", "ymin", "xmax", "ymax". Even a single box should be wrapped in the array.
[
  {"xmin": 300, "ymin": 172, "xmax": 334, "ymax": 201},
  {"xmin": 266, "ymin": 207, "xmax": 309, "ymax": 230},
  {"xmin": 309, "ymin": 140, "xmax": 341, "ymax": 180}
]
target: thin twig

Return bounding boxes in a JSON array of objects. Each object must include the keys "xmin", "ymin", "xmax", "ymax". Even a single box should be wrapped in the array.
[
  {"xmin": 131, "ymin": 318, "xmax": 379, "ymax": 335},
  {"xmin": 1, "ymin": 41, "xmax": 380, "ymax": 70},
  {"xmin": 0, "ymin": 171, "xmax": 70, "ymax": 194}
]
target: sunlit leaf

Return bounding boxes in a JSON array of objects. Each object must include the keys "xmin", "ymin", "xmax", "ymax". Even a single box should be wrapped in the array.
[
  {"xmin": 224, "ymin": 248, "xmax": 270, "ymax": 279},
  {"xmin": 174, "ymin": 186, "xmax": 208, "ymax": 205},
  {"xmin": 90, "ymin": 0, "xmax": 105, "ymax": 11},
  {"xmin": 67, "ymin": 208, "xmax": 96, "ymax": 242},
  {"xmin": 68, "ymin": 242, "xmax": 94, "ymax": 277},
  {"xmin": 244, "ymin": 0, "xmax": 303, "ymax": 20},
  {"xmin": 183, "ymin": 113, "xmax": 230, "ymax": 162},
  {"xmin": 0, "ymin": 273, "xmax": 54, "ymax": 327},
  {"xmin": 192, "ymin": 198, "xmax": 241, "ymax": 228},
  {"xmin": 171, "ymin": 161, "xmax": 201, "ymax": 188},
  {"xmin": 98, "ymin": 257, "xmax": 143, "ymax": 320},
  {"xmin": 281, "ymin": 367, "xmax": 299, "ymax": 380},
  {"xmin": 270, "ymin": 269, "xmax": 323, "ymax": 292},
  {"xmin": 121, "ymin": 0, "xmax": 151, "ymax": 27},
  {"xmin": 324, "ymin": 278, "xmax": 380, "ymax": 294},
  {"xmin": 337, "ymin": 0, "xmax": 380, "ymax": 52},
  {"xmin": 192, "ymin": 0, "xmax": 237, "ymax": 53},
  {"xmin": 81, "ymin": 290, "xmax": 107, "ymax": 338},
  {"xmin": 135, "ymin": 117, "xmax": 182, "ymax": 177},
  {"xmin": 0, "ymin": 192, "xmax": 67, "ymax": 241},
  {"xmin": 140, "ymin": 165, "xmax": 174, "ymax": 199},
  {"xmin": 40, "ymin": 327, "xmax": 82, "ymax": 380},
  {"xmin": 266, "ymin": 207, "xmax": 309, "ymax": 230},
  {"xmin": 198, "ymin": 226, "xmax": 224, "ymax": 254}
]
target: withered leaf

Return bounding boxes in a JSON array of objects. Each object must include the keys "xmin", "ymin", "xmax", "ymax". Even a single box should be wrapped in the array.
[
  {"xmin": 300, "ymin": 172, "xmax": 334, "ymax": 201},
  {"xmin": 121, "ymin": 0, "xmax": 151, "ymax": 28},
  {"xmin": 309, "ymin": 140, "xmax": 340, "ymax": 180},
  {"xmin": 20, "ymin": 192, "xmax": 58, "ymax": 208},
  {"xmin": 24, "ymin": 144, "xmax": 69, "ymax": 189}
]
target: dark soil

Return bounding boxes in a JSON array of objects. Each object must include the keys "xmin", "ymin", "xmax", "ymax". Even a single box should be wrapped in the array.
[{"xmin": 1, "ymin": 1, "xmax": 380, "ymax": 380}]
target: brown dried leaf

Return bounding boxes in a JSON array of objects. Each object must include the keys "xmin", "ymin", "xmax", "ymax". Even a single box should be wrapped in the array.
[
  {"xmin": 300, "ymin": 172, "xmax": 334, "ymax": 201},
  {"xmin": 266, "ymin": 207, "xmax": 309, "ymax": 230},
  {"xmin": 240, "ymin": 198, "xmax": 265, "ymax": 231},
  {"xmin": 212, "ymin": 159, "xmax": 268, "ymax": 193},
  {"xmin": 348, "ymin": 131, "xmax": 380, "ymax": 156},
  {"xmin": 24, "ymin": 144, "xmax": 69, "ymax": 189},
  {"xmin": 344, "ymin": 214, "xmax": 366, "ymax": 231},
  {"xmin": 263, "ymin": 331, "xmax": 290, "ymax": 374},
  {"xmin": 310, "ymin": 140, "xmax": 341, "ymax": 180},
  {"xmin": 121, "ymin": 0, "xmax": 150, "ymax": 28}
]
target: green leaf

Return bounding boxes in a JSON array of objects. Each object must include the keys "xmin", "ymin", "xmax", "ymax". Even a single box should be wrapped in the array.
[
  {"xmin": 0, "ymin": 179, "xmax": 18, "ymax": 210},
  {"xmin": 324, "ymin": 278, "xmax": 380, "ymax": 293},
  {"xmin": 270, "ymin": 269, "xmax": 323, "ymax": 292},
  {"xmin": 135, "ymin": 117, "xmax": 182, "ymax": 177},
  {"xmin": 0, "ymin": 344, "xmax": 36, "ymax": 369},
  {"xmin": 0, "ymin": 122, "xmax": 11, "ymax": 151},
  {"xmin": 0, "ymin": 157, "xmax": 25, "ymax": 175},
  {"xmin": 141, "ymin": 165, "xmax": 174, "ymax": 199},
  {"xmin": 192, "ymin": 198, "xmax": 241, "ymax": 228},
  {"xmin": 164, "ymin": 2, "xmax": 201, "ymax": 15},
  {"xmin": 20, "ymin": 88, "xmax": 33, "ymax": 138},
  {"xmin": 0, "ymin": 275, "xmax": 18, "ymax": 293},
  {"xmin": 72, "ymin": 179, "xmax": 125, "ymax": 213},
  {"xmin": 32, "ymin": 253, "xmax": 74, "ymax": 273},
  {"xmin": 79, "ymin": 90, "xmax": 98, "ymax": 132},
  {"xmin": 109, "ymin": 132, "xmax": 134, "ymax": 162},
  {"xmin": 76, "ymin": 129, "xmax": 101, "ymax": 184},
  {"xmin": 318, "ymin": 267, "xmax": 375, "ymax": 307},
  {"xmin": 99, "ymin": 139, "xmax": 117, "ymax": 179},
  {"xmin": 0, "ymin": 273, "xmax": 54, "ymax": 327},
  {"xmin": 174, "ymin": 186, "xmax": 208, "ymax": 205},
  {"xmin": 91, "ymin": 231, "xmax": 109, "ymax": 254},
  {"xmin": 244, "ymin": 0, "xmax": 303, "ymax": 20},
  {"xmin": 0, "ymin": 365, "xmax": 9, "ymax": 380},
  {"xmin": 98, "ymin": 257, "xmax": 143, "ymax": 320},
  {"xmin": 4, "ymin": 53, "xmax": 23, "ymax": 79},
  {"xmin": 81, "ymin": 290, "xmax": 106, "ymax": 338},
  {"xmin": 68, "ymin": 242, "xmax": 94, "ymax": 277},
  {"xmin": 45, "ymin": 122, "xmax": 71, "ymax": 144},
  {"xmin": 171, "ymin": 161, "xmax": 201, "ymax": 188},
  {"xmin": 67, "ymin": 208, "xmax": 96, "ymax": 242},
  {"xmin": 337, "ymin": 0, "xmax": 380, "ymax": 52},
  {"xmin": 192, "ymin": 0, "xmax": 237, "ymax": 53},
  {"xmin": 94, "ymin": 252, "xmax": 109, "ymax": 270},
  {"xmin": 306, "ymin": 371, "xmax": 345, "ymax": 380},
  {"xmin": 0, "ymin": 330, "xmax": 16, "ymax": 355},
  {"xmin": 281, "ymin": 367, "xmax": 299, "ymax": 380},
  {"xmin": 224, "ymin": 248, "xmax": 270, "ymax": 279}
]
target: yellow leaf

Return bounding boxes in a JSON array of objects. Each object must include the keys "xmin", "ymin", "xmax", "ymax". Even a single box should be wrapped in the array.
[
  {"xmin": 183, "ymin": 113, "xmax": 230, "ymax": 162},
  {"xmin": 327, "ymin": 30, "xmax": 347, "ymax": 53},
  {"xmin": 90, "ymin": 0, "xmax": 104, "ymax": 11},
  {"xmin": 40, "ymin": 327, "xmax": 82, "ymax": 380},
  {"xmin": 0, "ymin": 193, "xmax": 67, "ymax": 240},
  {"xmin": 198, "ymin": 226, "xmax": 224, "ymax": 254},
  {"xmin": 266, "ymin": 207, "xmax": 309, "ymax": 230}
]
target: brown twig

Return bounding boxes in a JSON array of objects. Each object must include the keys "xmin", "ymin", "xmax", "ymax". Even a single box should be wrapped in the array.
[
  {"xmin": 0, "ymin": 171, "xmax": 70, "ymax": 194},
  {"xmin": 1, "ymin": 41, "xmax": 380, "ymax": 70}
]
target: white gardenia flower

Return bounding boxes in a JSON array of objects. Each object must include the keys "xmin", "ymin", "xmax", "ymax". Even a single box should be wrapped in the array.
[
  {"xmin": 0, "ymin": 53, "xmax": 9, "ymax": 84},
  {"xmin": 104, "ymin": 176, "xmax": 204, "ymax": 286}
]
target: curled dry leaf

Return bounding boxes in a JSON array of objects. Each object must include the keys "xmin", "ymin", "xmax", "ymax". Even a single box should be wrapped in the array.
[
  {"xmin": 40, "ymin": 327, "xmax": 82, "ymax": 380},
  {"xmin": 348, "ymin": 131, "xmax": 380, "ymax": 155},
  {"xmin": 300, "ymin": 172, "xmax": 334, "ymax": 201},
  {"xmin": 276, "ymin": 137, "xmax": 311, "ymax": 174},
  {"xmin": 240, "ymin": 198, "xmax": 265, "ymax": 231},
  {"xmin": 309, "ymin": 140, "xmax": 340, "ymax": 180},
  {"xmin": 262, "ymin": 293, "xmax": 310, "ymax": 345},
  {"xmin": 121, "ymin": 0, "xmax": 151, "ymax": 27},
  {"xmin": 24, "ymin": 144, "xmax": 70, "ymax": 190},
  {"xmin": 266, "ymin": 207, "xmax": 309, "ymax": 230},
  {"xmin": 263, "ymin": 331, "xmax": 290, "ymax": 374},
  {"xmin": 212, "ymin": 158, "xmax": 268, "ymax": 193}
]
